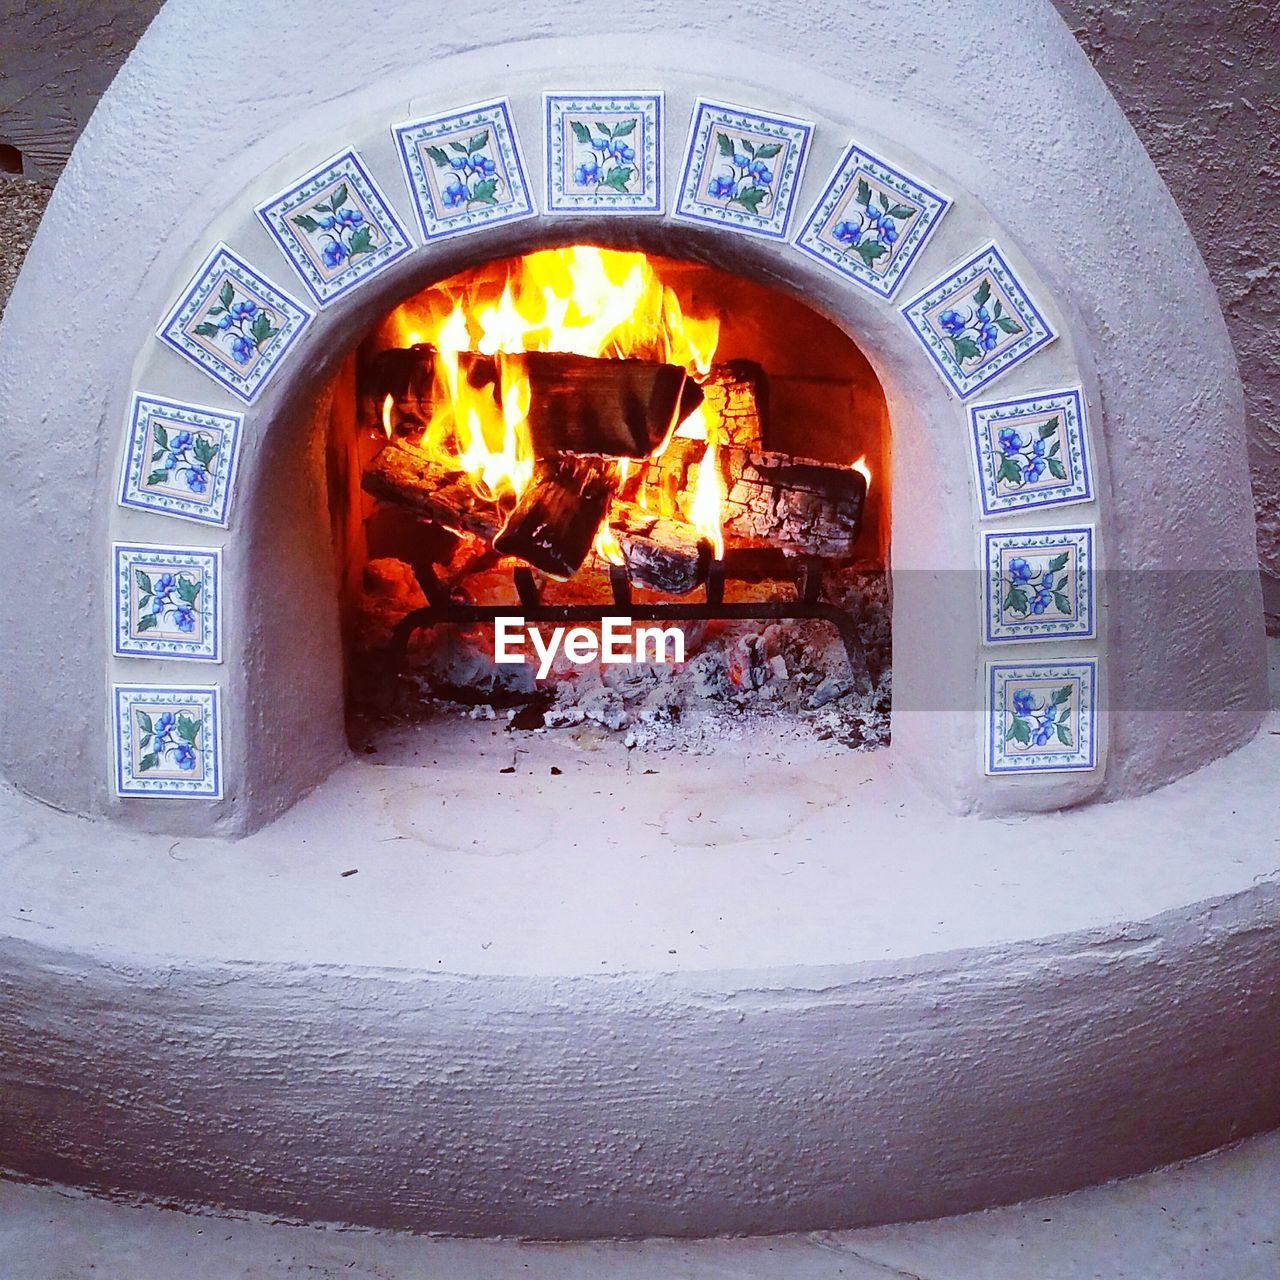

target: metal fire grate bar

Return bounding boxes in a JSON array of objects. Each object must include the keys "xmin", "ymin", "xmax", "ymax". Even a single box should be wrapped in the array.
[{"xmin": 386, "ymin": 561, "xmax": 870, "ymax": 685}]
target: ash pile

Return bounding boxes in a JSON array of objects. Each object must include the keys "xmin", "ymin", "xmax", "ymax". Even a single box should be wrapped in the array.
[{"xmin": 356, "ymin": 559, "xmax": 890, "ymax": 752}]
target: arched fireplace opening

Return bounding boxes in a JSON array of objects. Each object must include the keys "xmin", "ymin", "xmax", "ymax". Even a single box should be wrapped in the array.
[{"xmin": 332, "ymin": 245, "xmax": 892, "ymax": 754}]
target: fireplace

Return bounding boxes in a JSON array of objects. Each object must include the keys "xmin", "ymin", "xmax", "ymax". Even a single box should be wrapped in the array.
[
  {"xmin": 343, "ymin": 246, "xmax": 890, "ymax": 750},
  {"xmin": 0, "ymin": 0, "xmax": 1275, "ymax": 1246},
  {"xmin": 0, "ymin": 34, "xmax": 1266, "ymax": 829}
]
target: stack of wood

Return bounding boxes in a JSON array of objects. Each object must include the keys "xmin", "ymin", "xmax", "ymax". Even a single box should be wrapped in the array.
[{"xmin": 361, "ymin": 347, "xmax": 866, "ymax": 592}]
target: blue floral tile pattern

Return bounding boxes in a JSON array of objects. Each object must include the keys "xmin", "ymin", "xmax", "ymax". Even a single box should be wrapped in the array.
[
  {"xmin": 969, "ymin": 388, "xmax": 1094, "ymax": 517},
  {"xmin": 113, "ymin": 543, "xmax": 221, "ymax": 662},
  {"xmin": 795, "ymin": 142, "xmax": 950, "ymax": 299},
  {"xmin": 983, "ymin": 527, "xmax": 1094, "ymax": 643},
  {"xmin": 256, "ymin": 148, "xmax": 415, "ymax": 307},
  {"xmin": 113, "ymin": 685, "xmax": 222, "ymax": 798},
  {"xmin": 544, "ymin": 93, "xmax": 662, "ymax": 213},
  {"xmin": 901, "ymin": 243, "xmax": 1055, "ymax": 398},
  {"xmin": 158, "ymin": 245, "xmax": 312, "ymax": 403},
  {"xmin": 987, "ymin": 660, "xmax": 1098, "ymax": 774},
  {"xmin": 393, "ymin": 99, "xmax": 534, "ymax": 242},
  {"xmin": 674, "ymin": 99, "xmax": 812, "ymax": 240},
  {"xmin": 118, "ymin": 394, "xmax": 243, "ymax": 527}
]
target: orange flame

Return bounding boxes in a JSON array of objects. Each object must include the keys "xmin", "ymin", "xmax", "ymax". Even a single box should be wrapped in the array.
[
  {"xmin": 852, "ymin": 454, "xmax": 872, "ymax": 493},
  {"xmin": 386, "ymin": 246, "xmax": 723, "ymax": 557}
]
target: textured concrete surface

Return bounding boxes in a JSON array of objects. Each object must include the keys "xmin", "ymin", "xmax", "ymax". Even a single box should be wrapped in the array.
[
  {"xmin": 3, "ymin": 1129, "xmax": 1279, "ymax": 1277},
  {"xmin": 1052, "ymin": 1, "xmax": 1280, "ymax": 616},
  {"xmin": 5, "ymin": 0, "xmax": 1275, "ymax": 600},
  {"xmin": 1, "ymin": 661, "xmax": 1278, "ymax": 1236}
]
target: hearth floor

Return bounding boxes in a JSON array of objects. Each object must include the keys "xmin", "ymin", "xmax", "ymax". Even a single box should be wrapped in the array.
[
  {"xmin": 4, "ymin": 1128, "xmax": 1278, "ymax": 1278},
  {"xmin": 2, "ymin": 692, "xmax": 1279, "ymax": 977}
]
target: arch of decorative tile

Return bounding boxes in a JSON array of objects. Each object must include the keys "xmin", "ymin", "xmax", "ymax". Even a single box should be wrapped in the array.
[{"xmin": 99, "ymin": 74, "xmax": 1114, "ymax": 833}]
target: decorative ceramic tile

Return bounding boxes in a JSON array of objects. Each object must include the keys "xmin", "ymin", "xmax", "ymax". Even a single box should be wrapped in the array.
[
  {"xmin": 158, "ymin": 245, "xmax": 312, "ymax": 403},
  {"xmin": 256, "ymin": 148, "xmax": 415, "ymax": 307},
  {"xmin": 986, "ymin": 660, "xmax": 1098, "ymax": 775},
  {"xmin": 544, "ymin": 93, "xmax": 662, "ymax": 213},
  {"xmin": 901, "ymin": 243, "xmax": 1055, "ymax": 398},
  {"xmin": 112, "ymin": 543, "xmax": 221, "ymax": 662},
  {"xmin": 393, "ymin": 99, "xmax": 534, "ymax": 241},
  {"xmin": 673, "ymin": 99, "xmax": 812, "ymax": 240},
  {"xmin": 969, "ymin": 388, "xmax": 1094, "ymax": 517},
  {"xmin": 795, "ymin": 142, "xmax": 949, "ymax": 299},
  {"xmin": 113, "ymin": 685, "xmax": 223, "ymax": 798},
  {"xmin": 118, "ymin": 394, "xmax": 243, "ymax": 527},
  {"xmin": 983, "ymin": 527, "xmax": 1094, "ymax": 643}
]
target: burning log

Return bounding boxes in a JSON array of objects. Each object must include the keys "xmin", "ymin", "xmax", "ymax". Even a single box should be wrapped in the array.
[
  {"xmin": 616, "ymin": 514, "xmax": 712, "ymax": 595},
  {"xmin": 362, "ymin": 443, "xmax": 502, "ymax": 541},
  {"xmin": 720, "ymin": 447, "xmax": 867, "ymax": 559},
  {"xmin": 492, "ymin": 455, "xmax": 618, "ymax": 579},
  {"xmin": 697, "ymin": 359, "xmax": 766, "ymax": 448},
  {"xmin": 521, "ymin": 351, "xmax": 702, "ymax": 458},
  {"xmin": 637, "ymin": 437, "xmax": 866, "ymax": 560}
]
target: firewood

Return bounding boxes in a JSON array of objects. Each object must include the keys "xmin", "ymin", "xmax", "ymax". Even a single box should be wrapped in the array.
[
  {"xmin": 519, "ymin": 351, "xmax": 700, "ymax": 458},
  {"xmin": 492, "ymin": 455, "xmax": 617, "ymax": 579},
  {"xmin": 362, "ymin": 444, "xmax": 503, "ymax": 541},
  {"xmin": 720, "ymin": 446, "xmax": 867, "ymax": 558},
  {"xmin": 696, "ymin": 359, "xmax": 766, "ymax": 448},
  {"xmin": 639, "ymin": 436, "xmax": 704, "ymax": 517},
  {"xmin": 616, "ymin": 514, "xmax": 711, "ymax": 595}
]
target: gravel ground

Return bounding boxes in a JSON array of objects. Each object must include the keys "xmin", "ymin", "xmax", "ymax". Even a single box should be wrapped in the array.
[{"xmin": 0, "ymin": 175, "xmax": 53, "ymax": 320}]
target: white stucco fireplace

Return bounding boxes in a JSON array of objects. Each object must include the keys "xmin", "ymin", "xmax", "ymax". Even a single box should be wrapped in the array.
[{"xmin": 0, "ymin": 0, "xmax": 1275, "ymax": 1243}]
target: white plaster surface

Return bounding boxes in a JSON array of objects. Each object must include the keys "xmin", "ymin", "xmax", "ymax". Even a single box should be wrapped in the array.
[
  {"xmin": 0, "ymin": 0, "xmax": 1267, "ymax": 835},
  {"xmin": 1, "ymin": 668, "xmax": 1278, "ymax": 1236},
  {"xmin": 3, "ymin": 1130, "xmax": 1279, "ymax": 1278}
]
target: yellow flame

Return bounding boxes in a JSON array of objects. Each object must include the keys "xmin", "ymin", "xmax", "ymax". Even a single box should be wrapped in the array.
[
  {"xmin": 593, "ymin": 521, "xmax": 625, "ymax": 566},
  {"xmin": 683, "ymin": 404, "xmax": 725, "ymax": 560},
  {"xmin": 380, "ymin": 394, "xmax": 393, "ymax": 439},
  {"xmin": 388, "ymin": 246, "xmax": 723, "ymax": 546},
  {"xmin": 852, "ymin": 454, "xmax": 872, "ymax": 492}
]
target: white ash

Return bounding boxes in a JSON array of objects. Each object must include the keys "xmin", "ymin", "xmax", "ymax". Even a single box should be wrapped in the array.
[{"xmin": 367, "ymin": 566, "xmax": 890, "ymax": 752}]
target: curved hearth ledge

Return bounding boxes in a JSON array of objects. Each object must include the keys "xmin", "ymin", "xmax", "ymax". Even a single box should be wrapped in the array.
[{"xmin": 3, "ymin": 708, "xmax": 1279, "ymax": 1239}]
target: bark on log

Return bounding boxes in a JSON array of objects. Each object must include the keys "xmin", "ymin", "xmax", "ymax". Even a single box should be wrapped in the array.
[
  {"xmin": 696, "ymin": 359, "xmax": 766, "ymax": 448},
  {"xmin": 720, "ymin": 446, "xmax": 867, "ymax": 558},
  {"xmin": 492, "ymin": 455, "xmax": 617, "ymax": 579},
  {"xmin": 362, "ymin": 444, "xmax": 502, "ymax": 541},
  {"xmin": 616, "ymin": 514, "xmax": 711, "ymax": 595},
  {"xmin": 519, "ymin": 351, "xmax": 700, "ymax": 458}
]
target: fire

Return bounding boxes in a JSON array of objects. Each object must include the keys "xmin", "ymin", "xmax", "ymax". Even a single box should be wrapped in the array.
[
  {"xmin": 386, "ymin": 246, "xmax": 724, "ymax": 557},
  {"xmin": 852, "ymin": 454, "xmax": 872, "ymax": 492}
]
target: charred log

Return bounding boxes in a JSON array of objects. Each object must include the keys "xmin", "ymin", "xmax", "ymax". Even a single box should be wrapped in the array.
[
  {"xmin": 720, "ymin": 447, "xmax": 867, "ymax": 559},
  {"xmin": 362, "ymin": 444, "xmax": 503, "ymax": 541},
  {"xmin": 697, "ymin": 359, "xmax": 766, "ymax": 448},
  {"xmin": 616, "ymin": 515, "xmax": 712, "ymax": 595},
  {"xmin": 491, "ymin": 454, "xmax": 617, "ymax": 579},
  {"xmin": 520, "ymin": 351, "xmax": 700, "ymax": 457}
]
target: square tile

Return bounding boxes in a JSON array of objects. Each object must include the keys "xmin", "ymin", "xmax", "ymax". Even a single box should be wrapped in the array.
[
  {"xmin": 158, "ymin": 245, "xmax": 312, "ymax": 403},
  {"xmin": 795, "ymin": 142, "xmax": 950, "ymax": 299},
  {"xmin": 544, "ymin": 93, "xmax": 662, "ymax": 213},
  {"xmin": 393, "ymin": 99, "xmax": 534, "ymax": 242},
  {"xmin": 983, "ymin": 527, "xmax": 1094, "ymax": 643},
  {"xmin": 986, "ymin": 660, "xmax": 1098, "ymax": 774},
  {"xmin": 113, "ymin": 685, "xmax": 223, "ymax": 798},
  {"xmin": 256, "ymin": 148, "xmax": 415, "ymax": 307},
  {"xmin": 901, "ymin": 243, "xmax": 1056, "ymax": 398},
  {"xmin": 118, "ymin": 394, "xmax": 243, "ymax": 527},
  {"xmin": 969, "ymin": 388, "xmax": 1094, "ymax": 517},
  {"xmin": 113, "ymin": 543, "xmax": 221, "ymax": 662},
  {"xmin": 673, "ymin": 99, "xmax": 812, "ymax": 240}
]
